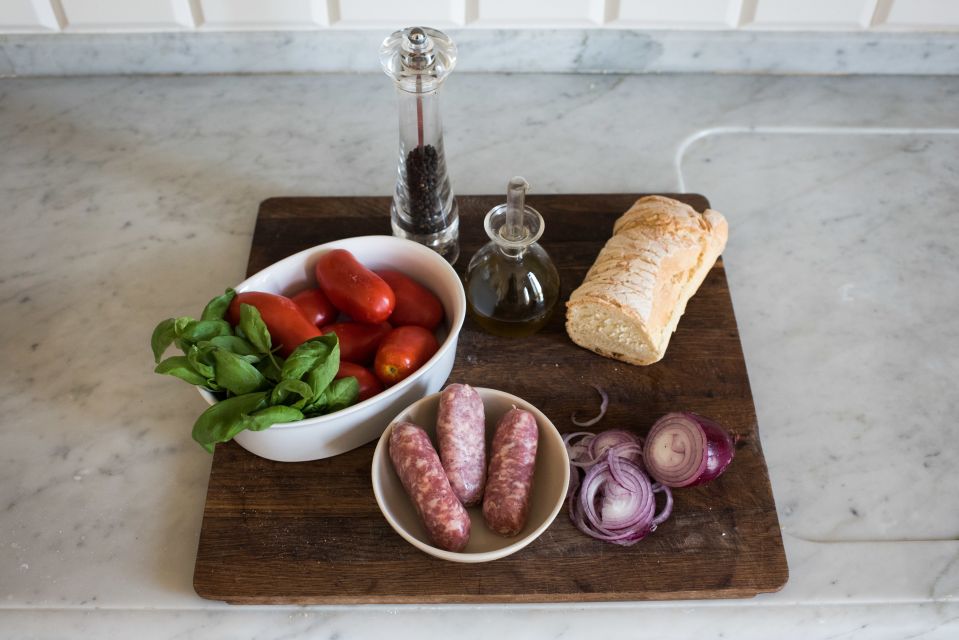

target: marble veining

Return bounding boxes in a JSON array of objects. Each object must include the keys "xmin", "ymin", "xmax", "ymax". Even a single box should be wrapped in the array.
[
  {"xmin": 0, "ymin": 72, "xmax": 958, "ymax": 638},
  {"xmin": 681, "ymin": 131, "xmax": 959, "ymax": 542},
  {"xmin": 0, "ymin": 44, "xmax": 12, "ymax": 76},
  {"xmin": 0, "ymin": 29, "xmax": 958, "ymax": 77}
]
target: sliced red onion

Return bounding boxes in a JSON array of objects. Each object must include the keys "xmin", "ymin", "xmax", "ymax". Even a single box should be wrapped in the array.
[
  {"xmin": 650, "ymin": 482, "xmax": 674, "ymax": 527},
  {"xmin": 564, "ymin": 431, "xmax": 599, "ymax": 469},
  {"xmin": 568, "ymin": 456, "xmax": 673, "ymax": 546},
  {"xmin": 563, "ymin": 431, "xmax": 595, "ymax": 456},
  {"xmin": 564, "ymin": 427, "xmax": 672, "ymax": 547},
  {"xmin": 589, "ymin": 429, "xmax": 641, "ymax": 462},
  {"xmin": 571, "ymin": 384, "xmax": 609, "ymax": 427},
  {"xmin": 643, "ymin": 412, "xmax": 736, "ymax": 488},
  {"xmin": 605, "ymin": 441, "xmax": 645, "ymax": 470}
]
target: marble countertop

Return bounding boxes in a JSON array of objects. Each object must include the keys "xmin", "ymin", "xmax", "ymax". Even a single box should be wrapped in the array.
[{"xmin": 1, "ymin": 72, "xmax": 957, "ymax": 639}]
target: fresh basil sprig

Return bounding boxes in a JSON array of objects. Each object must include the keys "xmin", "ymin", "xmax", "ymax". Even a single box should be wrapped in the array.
[
  {"xmin": 151, "ymin": 289, "xmax": 360, "ymax": 453},
  {"xmin": 191, "ymin": 392, "xmax": 269, "ymax": 453},
  {"xmin": 270, "ymin": 379, "xmax": 314, "ymax": 408},
  {"xmin": 154, "ymin": 355, "xmax": 208, "ymax": 387},
  {"xmin": 211, "ymin": 348, "xmax": 266, "ymax": 395},
  {"xmin": 321, "ymin": 377, "xmax": 361, "ymax": 413},
  {"xmin": 201, "ymin": 289, "xmax": 237, "ymax": 321},
  {"xmin": 239, "ymin": 303, "xmax": 272, "ymax": 355},
  {"xmin": 151, "ymin": 318, "xmax": 178, "ymax": 364}
]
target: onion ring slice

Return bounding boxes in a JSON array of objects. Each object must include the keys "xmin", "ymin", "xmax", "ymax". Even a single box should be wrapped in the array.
[{"xmin": 571, "ymin": 384, "xmax": 609, "ymax": 427}]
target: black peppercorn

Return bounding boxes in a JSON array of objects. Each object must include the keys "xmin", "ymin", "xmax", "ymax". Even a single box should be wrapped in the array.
[{"xmin": 405, "ymin": 144, "xmax": 444, "ymax": 234}]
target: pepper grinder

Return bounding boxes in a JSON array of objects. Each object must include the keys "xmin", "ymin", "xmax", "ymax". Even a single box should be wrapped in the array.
[
  {"xmin": 465, "ymin": 177, "xmax": 560, "ymax": 337},
  {"xmin": 380, "ymin": 27, "xmax": 459, "ymax": 264}
]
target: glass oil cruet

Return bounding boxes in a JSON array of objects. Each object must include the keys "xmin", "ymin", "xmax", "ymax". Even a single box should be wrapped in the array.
[
  {"xmin": 465, "ymin": 177, "xmax": 561, "ymax": 338},
  {"xmin": 379, "ymin": 26, "xmax": 459, "ymax": 264}
]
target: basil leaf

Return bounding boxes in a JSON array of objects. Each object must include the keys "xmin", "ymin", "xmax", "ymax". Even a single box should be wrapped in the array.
[
  {"xmin": 256, "ymin": 354, "xmax": 284, "ymax": 383},
  {"xmin": 172, "ymin": 316, "xmax": 196, "ymax": 353},
  {"xmin": 270, "ymin": 378, "xmax": 313, "ymax": 408},
  {"xmin": 178, "ymin": 319, "xmax": 232, "ymax": 346},
  {"xmin": 207, "ymin": 335, "xmax": 259, "ymax": 358},
  {"xmin": 304, "ymin": 343, "xmax": 340, "ymax": 406},
  {"xmin": 155, "ymin": 356, "xmax": 207, "ymax": 386},
  {"xmin": 281, "ymin": 334, "xmax": 338, "ymax": 381},
  {"xmin": 174, "ymin": 316, "xmax": 194, "ymax": 334},
  {"xmin": 151, "ymin": 318, "xmax": 177, "ymax": 363},
  {"xmin": 201, "ymin": 288, "xmax": 236, "ymax": 321},
  {"xmin": 306, "ymin": 356, "xmax": 339, "ymax": 399},
  {"xmin": 239, "ymin": 304, "xmax": 271, "ymax": 354},
  {"xmin": 191, "ymin": 392, "xmax": 268, "ymax": 452},
  {"xmin": 212, "ymin": 348, "xmax": 266, "ymax": 395},
  {"xmin": 187, "ymin": 344, "xmax": 216, "ymax": 380},
  {"xmin": 239, "ymin": 405, "xmax": 304, "ymax": 432},
  {"xmin": 320, "ymin": 376, "xmax": 359, "ymax": 413}
]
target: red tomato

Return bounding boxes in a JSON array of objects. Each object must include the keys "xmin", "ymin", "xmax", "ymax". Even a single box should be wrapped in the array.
[
  {"xmin": 335, "ymin": 361, "xmax": 384, "ymax": 402},
  {"xmin": 291, "ymin": 288, "xmax": 336, "ymax": 328},
  {"xmin": 321, "ymin": 321, "xmax": 392, "ymax": 365},
  {"xmin": 375, "ymin": 270, "xmax": 444, "ymax": 331},
  {"xmin": 373, "ymin": 326, "xmax": 439, "ymax": 386},
  {"xmin": 227, "ymin": 291, "xmax": 321, "ymax": 356},
  {"xmin": 315, "ymin": 249, "xmax": 395, "ymax": 324}
]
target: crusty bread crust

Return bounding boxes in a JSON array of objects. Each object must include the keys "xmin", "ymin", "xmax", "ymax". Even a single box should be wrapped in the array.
[{"xmin": 565, "ymin": 196, "xmax": 728, "ymax": 365}]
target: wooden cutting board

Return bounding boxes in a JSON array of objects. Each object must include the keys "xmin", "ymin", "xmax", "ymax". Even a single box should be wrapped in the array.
[{"xmin": 193, "ymin": 194, "xmax": 788, "ymax": 604}]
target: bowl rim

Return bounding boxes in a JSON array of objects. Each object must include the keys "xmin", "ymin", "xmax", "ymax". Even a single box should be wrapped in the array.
[
  {"xmin": 196, "ymin": 235, "xmax": 467, "ymax": 430},
  {"xmin": 371, "ymin": 387, "xmax": 571, "ymax": 563}
]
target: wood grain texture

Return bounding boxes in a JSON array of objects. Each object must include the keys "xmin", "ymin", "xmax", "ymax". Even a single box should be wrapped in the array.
[{"xmin": 193, "ymin": 193, "xmax": 788, "ymax": 604}]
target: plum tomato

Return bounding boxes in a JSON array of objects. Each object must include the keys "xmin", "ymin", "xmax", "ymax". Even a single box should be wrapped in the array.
[
  {"xmin": 335, "ymin": 361, "xmax": 384, "ymax": 402},
  {"xmin": 373, "ymin": 326, "xmax": 439, "ymax": 386},
  {"xmin": 315, "ymin": 249, "xmax": 395, "ymax": 324},
  {"xmin": 375, "ymin": 269, "xmax": 444, "ymax": 331},
  {"xmin": 322, "ymin": 321, "xmax": 392, "ymax": 365},
  {"xmin": 291, "ymin": 288, "xmax": 337, "ymax": 328},
  {"xmin": 226, "ymin": 291, "xmax": 321, "ymax": 356}
]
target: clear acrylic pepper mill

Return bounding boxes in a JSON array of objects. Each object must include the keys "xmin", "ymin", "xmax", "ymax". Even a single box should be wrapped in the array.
[
  {"xmin": 465, "ymin": 177, "xmax": 561, "ymax": 337},
  {"xmin": 380, "ymin": 26, "xmax": 459, "ymax": 264}
]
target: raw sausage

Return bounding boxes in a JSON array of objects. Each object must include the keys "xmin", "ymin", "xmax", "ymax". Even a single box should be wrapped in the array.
[
  {"xmin": 388, "ymin": 422, "xmax": 471, "ymax": 552},
  {"xmin": 482, "ymin": 408, "xmax": 539, "ymax": 536},
  {"xmin": 436, "ymin": 384, "xmax": 486, "ymax": 506}
]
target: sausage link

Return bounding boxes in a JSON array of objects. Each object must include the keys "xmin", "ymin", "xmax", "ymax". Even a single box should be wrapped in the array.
[
  {"xmin": 482, "ymin": 408, "xmax": 539, "ymax": 536},
  {"xmin": 436, "ymin": 384, "xmax": 486, "ymax": 506},
  {"xmin": 388, "ymin": 422, "xmax": 471, "ymax": 552}
]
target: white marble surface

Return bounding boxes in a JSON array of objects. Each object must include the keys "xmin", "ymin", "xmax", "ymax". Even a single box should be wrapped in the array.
[
  {"xmin": 683, "ymin": 131, "xmax": 959, "ymax": 542},
  {"xmin": 1, "ymin": 29, "xmax": 958, "ymax": 77},
  {"xmin": 1, "ymin": 73, "xmax": 958, "ymax": 638}
]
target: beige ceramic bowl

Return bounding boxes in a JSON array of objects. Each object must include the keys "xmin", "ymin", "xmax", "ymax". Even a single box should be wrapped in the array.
[{"xmin": 371, "ymin": 387, "xmax": 570, "ymax": 563}]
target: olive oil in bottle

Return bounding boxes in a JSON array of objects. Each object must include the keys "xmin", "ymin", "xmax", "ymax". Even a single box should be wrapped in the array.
[{"xmin": 464, "ymin": 177, "xmax": 560, "ymax": 338}]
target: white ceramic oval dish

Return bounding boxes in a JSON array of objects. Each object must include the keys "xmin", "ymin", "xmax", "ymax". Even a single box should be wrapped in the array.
[
  {"xmin": 198, "ymin": 235, "xmax": 467, "ymax": 462},
  {"xmin": 371, "ymin": 387, "xmax": 570, "ymax": 563}
]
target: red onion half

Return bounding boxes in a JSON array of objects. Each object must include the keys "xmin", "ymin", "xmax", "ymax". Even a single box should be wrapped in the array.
[{"xmin": 643, "ymin": 412, "xmax": 736, "ymax": 488}]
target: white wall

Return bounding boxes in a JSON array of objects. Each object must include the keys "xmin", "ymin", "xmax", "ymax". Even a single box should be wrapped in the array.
[{"xmin": 1, "ymin": 0, "xmax": 958, "ymax": 33}]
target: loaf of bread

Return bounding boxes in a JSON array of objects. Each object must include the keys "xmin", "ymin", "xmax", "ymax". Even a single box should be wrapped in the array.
[{"xmin": 565, "ymin": 195, "xmax": 728, "ymax": 365}]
